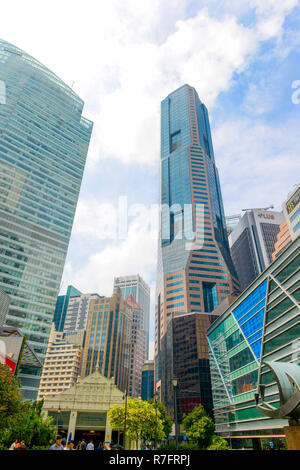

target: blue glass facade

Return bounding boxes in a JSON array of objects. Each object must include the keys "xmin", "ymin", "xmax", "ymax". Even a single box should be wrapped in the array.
[
  {"xmin": 0, "ymin": 40, "xmax": 93, "ymax": 398},
  {"xmin": 207, "ymin": 236, "xmax": 300, "ymax": 446},
  {"xmin": 53, "ymin": 285, "xmax": 82, "ymax": 332},
  {"xmin": 155, "ymin": 84, "xmax": 239, "ymax": 391},
  {"xmin": 141, "ymin": 367, "xmax": 154, "ymax": 401}
]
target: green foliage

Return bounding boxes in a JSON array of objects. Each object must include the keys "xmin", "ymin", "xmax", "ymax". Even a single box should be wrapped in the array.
[
  {"xmin": 160, "ymin": 442, "xmax": 199, "ymax": 450},
  {"xmin": 0, "ymin": 364, "xmax": 22, "ymax": 429},
  {"xmin": 183, "ymin": 405, "xmax": 215, "ymax": 449},
  {"xmin": 147, "ymin": 399, "xmax": 172, "ymax": 439},
  {"xmin": 108, "ymin": 398, "xmax": 166, "ymax": 448},
  {"xmin": 0, "ymin": 364, "xmax": 55, "ymax": 449},
  {"xmin": 207, "ymin": 435, "xmax": 230, "ymax": 450}
]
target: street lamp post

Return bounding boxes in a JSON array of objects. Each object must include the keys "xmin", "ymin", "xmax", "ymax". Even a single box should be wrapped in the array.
[
  {"xmin": 117, "ymin": 409, "xmax": 121, "ymax": 446},
  {"xmin": 154, "ymin": 392, "xmax": 158, "ymax": 450},
  {"xmin": 172, "ymin": 378, "xmax": 178, "ymax": 451},
  {"xmin": 56, "ymin": 405, "xmax": 61, "ymax": 436}
]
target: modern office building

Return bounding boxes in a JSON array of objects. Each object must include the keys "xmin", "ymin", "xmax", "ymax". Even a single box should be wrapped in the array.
[
  {"xmin": 155, "ymin": 84, "xmax": 239, "ymax": 394},
  {"xmin": 81, "ymin": 289, "xmax": 132, "ymax": 393},
  {"xmin": 0, "ymin": 288, "xmax": 10, "ymax": 325},
  {"xmin": 53, "ymin": 285, "xmax": 82, "ymax": 332},
  {"xmin": 37, "ymin": 324, "xmax": 83, "ymax": 400},
  {"xmin": 207, "ymin": 235, "xmax": 300, "ymax": 449},
  {"xmin": 141, "ymin": 360, "xmax": 154, "ymax": 401},
  {"xmin": 114, "ymin": 275, "xmax": 150, "ymax": 358},
  {"xmin": 64, "ymin": 292, "xmax": 102, "ymax": 332},
  {"xmin": 229, "ymin": 209, "xmax": 284, "ymax": 292},
  {"xmin": 0, "ymin": 40, "xmax": 93, "ymax": 398},
  {"xmin": 225, "ymin": 215, "xmax": 241, "ymax": 236},
  {"xmin": 161, "ymin": 312, "xmax": 218, "ymax": 423},
  {"xmin": 272, "ymin": 220, "xmax": 292, "ymax": 261},
  {"xmin": 282, "ymin": 183, "xmax": 300, "ymax": 241},
  {"xmin": 126, "ymin": 294, "xmax": 146, "ymax": 398}
]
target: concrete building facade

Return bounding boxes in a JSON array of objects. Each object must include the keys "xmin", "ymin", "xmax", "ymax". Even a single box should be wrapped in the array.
[
  {"xmin": 126, "ymin": 294, "xmax": 146, "ymax": 398},
  {"xmin": 64, "ymin": 293, "xmax": 102, "ymax": 332},
  {"xmin": 37, "ymin": 324, "xmax": 83, "ymax": 400},
  {"xmin": 42, "ymin": 370, "xmax": 128, "ymax": 447}
]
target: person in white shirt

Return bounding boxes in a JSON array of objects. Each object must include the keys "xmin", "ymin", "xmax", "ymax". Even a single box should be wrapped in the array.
[{"xmin": 86, "ymin": 440, "xmax": 94, "ymax": 450}]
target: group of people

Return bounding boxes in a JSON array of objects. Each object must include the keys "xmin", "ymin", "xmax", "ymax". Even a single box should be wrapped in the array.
[
  {"xmin": 49, "ymin": 435, "xmax": 112, "ymax": 451},
  {"xmin": 9, "ymin": 440, "xmax": 27, "ymax": 450}
]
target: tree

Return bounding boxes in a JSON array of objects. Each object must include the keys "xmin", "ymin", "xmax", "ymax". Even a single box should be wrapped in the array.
[
  {"xmin": 207, "ymin": 435, "xmax": 230, "ymax": 450},
  {"xmin": 183, "ymin": 405, "xmax": 215, "ymax": 449},
  {"xmin": 108, "ymin": 398, "xmax": 165, "ymax": 449},
  {"xmin": 147, "ymin": 399, "xmax": 172, "ymax": 440},
  {"xmin": 0, "ymin": 364, "xmax": 22, "ymax": 430},
  {"xmin": 0, "ymin": 364, "xmax": 55, "ymax": 449}
]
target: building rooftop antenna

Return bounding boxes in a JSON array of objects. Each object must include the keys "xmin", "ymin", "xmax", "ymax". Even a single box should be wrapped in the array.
[{"xmin": 242, "ymin": 205, "xmax": 274, "ymax": 212}]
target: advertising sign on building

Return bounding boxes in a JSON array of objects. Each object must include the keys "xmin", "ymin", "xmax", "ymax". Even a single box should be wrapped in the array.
[{"xmin": 0, "ymin": 335, "xmax": 23, "ymax": 374}]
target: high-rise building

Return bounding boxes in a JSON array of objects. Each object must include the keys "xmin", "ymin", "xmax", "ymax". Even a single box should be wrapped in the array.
[
  {"xmin": 126, "ymin": 294, "xmax": 146, "ymax": 398},
  {"xmin": 0, "ymin": 40, "xmax": 93, "ymax": 398},
  {"xmin": 282, "ymin": 183, "xmax": 300, "ymax": 241},
  {"xmin": 64, "ymin": 293, "xmax": 102, "ymax": 332},
  {"xmin": 53, "ymin": 285, "xmax": 82, "ymax": 332},
  {"xmin": 272, "ymin": 220, "xmax": 292, "ymax": 261},
  {"xmin": 114, "ymin": 275, "xmax": 150, "ymax": 358},
  {"xmin": 141, "ymin": 360, "xmax": 154, "ymax": 401},
  {"xmin": 229, "ymin": 209, "xmax": 284, "ymax": 292},
  {"xmin": 225, "ymin": 214, "xmax": 241, "ymax": 236},
  {"xmin": 161, "ymin": 311, "xmax": 218, "ymax": 423},
  {"xmin": 0, "ymin": 288, "xmax": 10, "ymax": 326},
  {"xmin": 155, "ymin": 84, "xmax": 239, "ymax": 393},
  {"xmin": 37, "ymin": 324, "xmax": 83, "ymax": 401},
  {"xmin": 207, "ymin": 235, "xmax": 300, "ymax": 449},
  {"xmin": 81, "ymin": 289, "xmax": 132, "ymax": 393}
]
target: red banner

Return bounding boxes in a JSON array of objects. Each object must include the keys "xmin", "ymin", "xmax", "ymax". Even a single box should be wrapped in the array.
[{"xmin": 0, "ymin": 353, "xmax": 17, "ymax": 374}]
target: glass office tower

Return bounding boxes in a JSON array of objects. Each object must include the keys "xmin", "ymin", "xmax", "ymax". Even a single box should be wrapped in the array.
[
  {"xmin": 155, "ymin": 84, "xmax": 239, "ymax": 392},
  {"xmin": 0, "ymin": 40, "xmax": 93, "ymax": 398}
]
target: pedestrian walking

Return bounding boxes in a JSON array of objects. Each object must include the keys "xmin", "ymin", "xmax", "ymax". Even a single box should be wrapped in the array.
[
  {"xmin": 49, "ymin": 435, "xmax": 64, "ymax": 450},
  {"xmin": 97, "ymin": 442, "xmax": 104, "ymax": 450},
  {"xmin": 76, "ymin": 440, "xmax": 82, "ymax": 450},
  {"xmin": 67, "ymin": 440, "xmax": 75, "ymax": 450},
  {"xmin": 80, "ymin": 438, "xmax": 87, "ymax": 450},
  {"xmin": 86, "ymin": 440, "xmax": 94, "ymax": 450}
]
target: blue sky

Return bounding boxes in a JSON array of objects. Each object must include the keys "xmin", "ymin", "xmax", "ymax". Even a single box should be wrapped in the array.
[{"xmin": 2, "ymin": 0, "xmax": 300, "ymax": 358}]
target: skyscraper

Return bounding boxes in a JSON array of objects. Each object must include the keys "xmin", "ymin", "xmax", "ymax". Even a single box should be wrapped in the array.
[
  {"xmin": 229, "ymin": 209, "xmax": 284, "ymax": 292},
  {"xmin": 155, "ymin": 84, "xmax": 239, "ymax": 392},
  {"xmin": 64, "ymin": 292, "xmax": 102, "ymax": 332},
  {"xmin": 114, "ymin": 275, "xmax": 150, "ymax": 358},
  {"xmin": 81, "ymin": 289, "xmax": 132, "ymax": 393},
  {"xmin": 53, "ymin": 285, "xmax": 82, "ymax": 332},
  {"xmin": 0, "ymin": 40, "xmax": 93, "ymax": 398},
  {"xmin": 126, "ymin": 294, "xmax": 146, "ymax": 398}
]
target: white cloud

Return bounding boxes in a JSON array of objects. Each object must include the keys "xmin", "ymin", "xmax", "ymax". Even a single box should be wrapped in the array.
[
  {"xmin": 62, "ymin": 218, "xmax": 157, "ymax": 296},
  {"xmin": 214, "ymin": 116, "xmax": 300, "ymax": 215},
  {"xmin": 2, "ymin": 1, "xmax": 297, "ymax": 168},
  {"xmin": 251, "ymin": 0, "xmax": 298, "ymax": 40}
]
